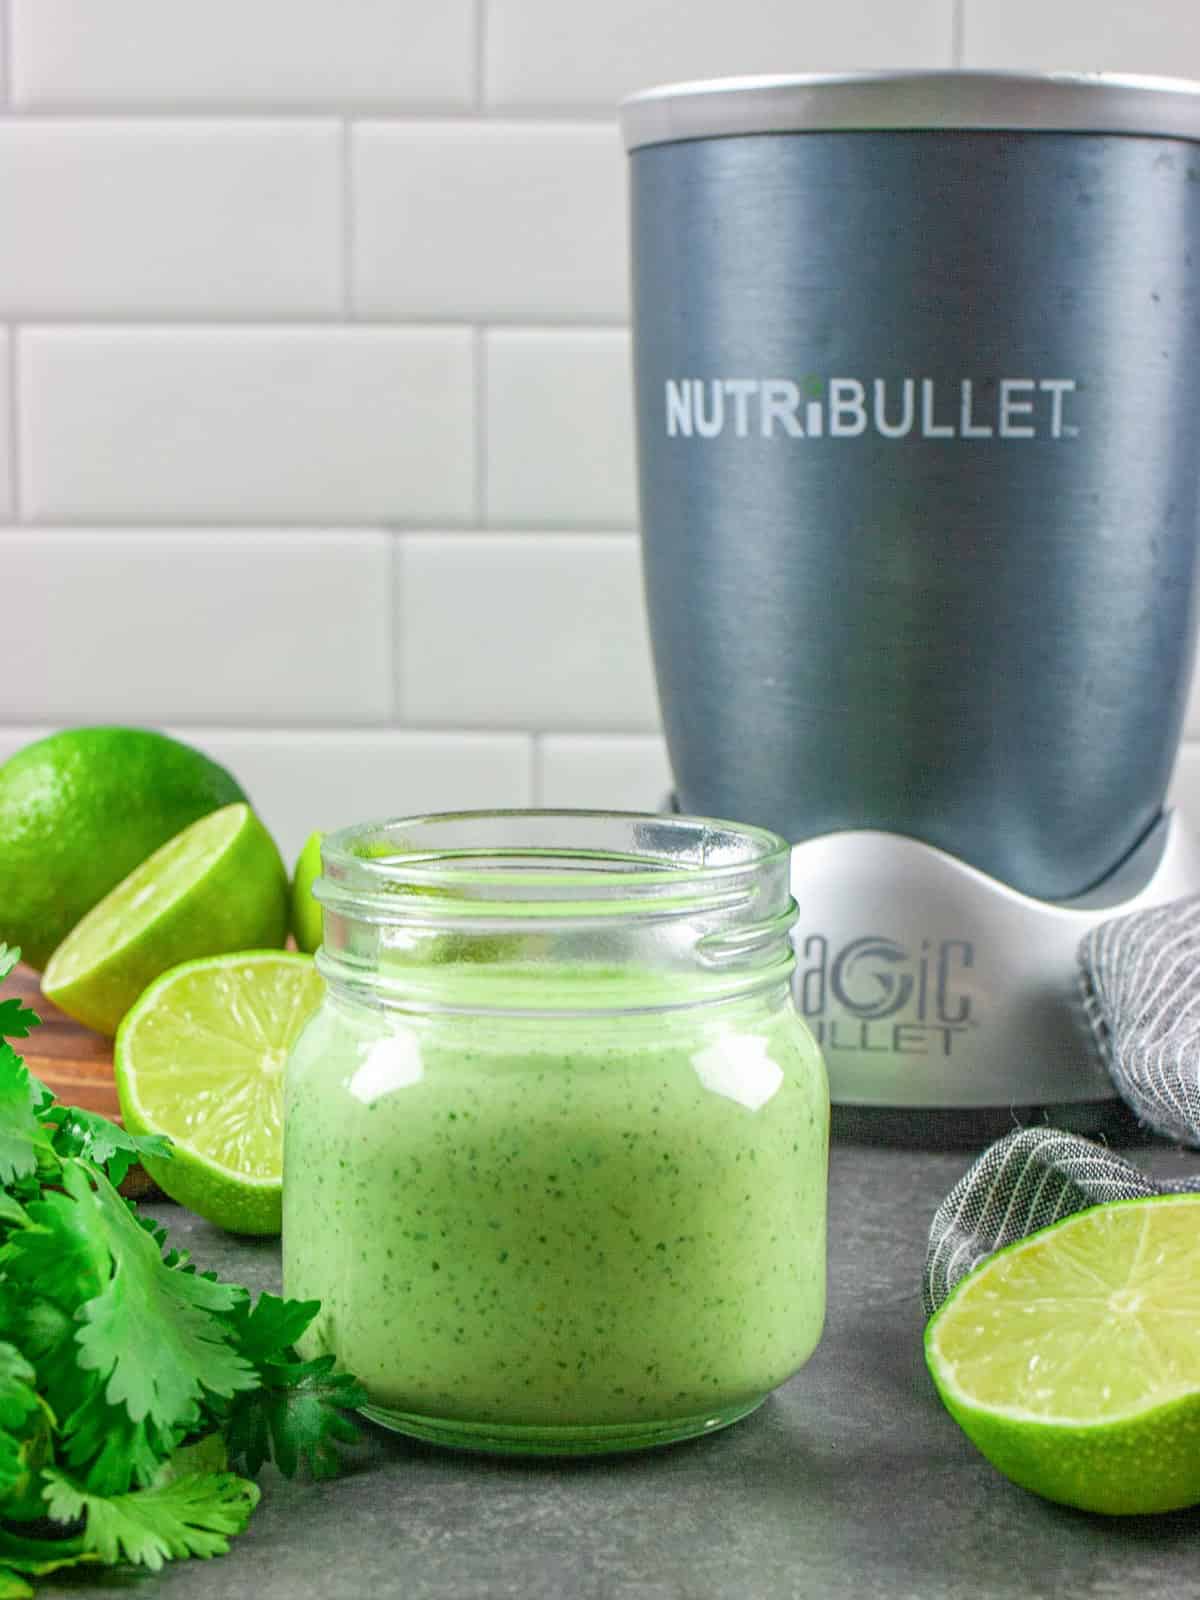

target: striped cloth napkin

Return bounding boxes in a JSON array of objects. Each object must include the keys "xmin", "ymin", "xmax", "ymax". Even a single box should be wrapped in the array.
[{"xmin": 923, "ymin": 896, "xmax": 1200, "ymax": 1317}]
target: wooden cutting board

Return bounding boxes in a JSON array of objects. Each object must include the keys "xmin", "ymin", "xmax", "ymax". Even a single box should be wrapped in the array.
[{"xmin": 10, "ymin": 962, "xmax": 121, "ymax": 1117}]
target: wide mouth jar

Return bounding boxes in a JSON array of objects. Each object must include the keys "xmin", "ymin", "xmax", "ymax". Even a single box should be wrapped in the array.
[
  {"xmin": 315, "ymin": 808, "xmax": 797, "ymax": 1014},
  {"xmin": 287, "ymin": 810, "xmax": 827, "ymax": 1457}
]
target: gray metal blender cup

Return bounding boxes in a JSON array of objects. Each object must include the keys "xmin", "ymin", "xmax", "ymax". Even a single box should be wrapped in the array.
[{"xmin": 620, "ymin": 72, "xmax": 1200, "ymax": 1129}]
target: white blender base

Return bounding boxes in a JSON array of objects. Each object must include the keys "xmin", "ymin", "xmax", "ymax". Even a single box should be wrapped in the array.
[{"xmin": 790, "ymin": 811, "xmax": 1200, "ymax": 1108}]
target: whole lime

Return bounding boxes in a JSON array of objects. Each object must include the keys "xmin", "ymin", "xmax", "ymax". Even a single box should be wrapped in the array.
[
  {"xmin": 0, "ymin": 727, "xmax": 246, "ymax": 970},
  {"xmin": 290, "ymin": 830, "xmax": 325, "ymax": 954}
]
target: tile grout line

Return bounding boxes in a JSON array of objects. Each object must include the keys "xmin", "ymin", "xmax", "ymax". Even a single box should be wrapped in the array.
[
  {"xmin": 2, "ymin": 316, "xmax": 628, "ymax": 332},
  {"xmin": 7, "ymin": 517, "xmax": 636, "ymax": 534},
  {"xmin": 0, "ymin": 0, "xmax": 10, "ymax": 107},
  {"xmin": 0, "ymin": 103, "xmax": 616, "ymax": 122},
  {"xmin": 474, "ymin": 0, "xmax": 488, "ymax": 112},
  {"xmin": 0, "ymin": 719, "xmax": 669, "ymax": 739}
]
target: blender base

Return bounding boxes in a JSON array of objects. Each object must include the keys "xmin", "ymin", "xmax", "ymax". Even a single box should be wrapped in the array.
[
  {"xmin": 828, "ymin": 1098, "xmax": 1147, "ymax": 1151},
  {"xmin": 786, "ymin": 810, "xmax": 1200, "ymax": 1142}
]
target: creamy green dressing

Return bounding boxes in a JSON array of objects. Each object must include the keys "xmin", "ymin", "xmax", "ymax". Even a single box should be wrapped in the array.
[{"xmin": 283, "ymin": 977, "xmax": 827, "ymax": 1439}]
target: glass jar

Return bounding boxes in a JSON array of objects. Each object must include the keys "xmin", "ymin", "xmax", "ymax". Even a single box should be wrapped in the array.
[{"xmin": 283, "ymin": 810, "xmax": 829, "ymax": 1456}]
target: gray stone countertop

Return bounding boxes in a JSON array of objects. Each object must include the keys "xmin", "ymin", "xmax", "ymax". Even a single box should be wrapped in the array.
[{"xmin": 40, "ymin": 1135, "xmax": 1200, "ymax": 1600}]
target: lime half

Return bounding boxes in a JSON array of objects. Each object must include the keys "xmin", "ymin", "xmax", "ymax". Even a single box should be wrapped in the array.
[
  {"xmin": 114, "ymin": 951, "xmax": 324, "ymax": 1236},
  {"xmin": 0, "ymin": 726, "xmax": 245, "ymax": 971},
  {"xmin": 43, "ymin": 803, "xmax": 288, "ymax": 1036},
  {"xmin": 925, "ymin": 1194, "xmax": 1200, "ymax": 1515}
]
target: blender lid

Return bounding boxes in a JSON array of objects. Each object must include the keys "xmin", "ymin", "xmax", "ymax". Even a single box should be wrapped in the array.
[{"xmin": 620, "ymin": 69, "xmax": 1200, "ymax": 151}]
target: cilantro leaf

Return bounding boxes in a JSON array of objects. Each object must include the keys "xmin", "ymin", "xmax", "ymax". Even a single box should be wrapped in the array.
[
  {"xmin": 42, "ymin": 1107, "xmax": 172, "ymax": 1189},
  {"xmin": 226, "ymin": 1352, "xmax": 365, "ymax": 1481},
  {"xmin": 2, "ymin": 1278, "xmax": 171, "ymax": 1496},
  {"xmin": 219, "ymin": 1292, "xmax": 365, "ymax": 1480},
  {"xmin": 0, "ymin": 1343, "xmax": 40, "ymax": 1434},
  {"xmin": 226, "ymin": 1290, "xmax": 322, "ymax": 1366},
  {"xmin": 58, "ymin": 1392, "xmax": 179, "ymax": 1497},
  {"xmin": 0, "ymin": 1047, "xmax": 52, "ymax": 1187},
  {"xmin": 64, "ymin": 1164, "xmax": 259, "ymax": 1433},
  {"xmin": 0, "ymin": 949, "xmax": 38, "ymax": 1048},
  {"xmin": 1, "ymin": 1180, "xmax": 113, "ymax": 1314},
  {"xmin": 153, "ymin": 1432, "xmax": 229, "ymax": 1484},
  {"xmin": 42, "ymin": 1468, "xmax": 260, "ymax": 1571},
  {"xmin": 0, "ymin": 1344, "xmax": 55, "ymax": 1521}
]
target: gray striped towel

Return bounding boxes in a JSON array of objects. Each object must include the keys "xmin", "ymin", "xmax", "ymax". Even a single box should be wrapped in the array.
[{"xmin": 923, "ymin": 896, "xmax": 1200, "ymax": 1317}]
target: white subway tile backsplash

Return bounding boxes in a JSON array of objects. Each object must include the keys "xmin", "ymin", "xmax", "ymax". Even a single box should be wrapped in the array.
[
  {"xmin": 1169, "ymin": 741, "xmax": 1200, "ymax": 834},
  {"xmin": 12, "ymin": 0, "xmax": 475, "ymax": 109},
  {"xmin": 14, "ymin": 0, "xmax": 1200, "ymax": 795},
  {"xmin": 353, "ymin": 123, "xmax": 627, "ymax": 321},
  {"xmin": 536, "ymin": 734, "xmax": 671, "ymax": 810},
  {"xmin": 486, "ymin": 330, "xmax": 636, "ymax": 526},
  {"xmin": 162, "ymin": 729, "xmax": 534, "ymax": 864},
  {"xmin": 399, "ymin": 533, "xmax": 658, "ymax": 730},
  {"xmin": 962, "ymin": 0, "xmax": 1200, "ymax": 74},
  {"xmin": 0, "ymin": 333, "xmax": 10, "ymax": 520},
  {"xmin": 2, "ymin": 530, "xmax": 392, "ymax": 725},
  {"xmin": 0, "ymin": 727, "xmax": 55, "ymax": 769},
  {"xmin": 0, "ymin": 122, "xmax": 340, "ymax": 317},
  {"xmin": 1184, "ymin": 653, "xmax": 1200, "ymax": 741},
  {"xmin": 20, "ymin": 328, "xmax": 474, "ymax": 524},
  {"xmin": 486, "ymin": 0, "xmax": 954, "ymax": 109}
]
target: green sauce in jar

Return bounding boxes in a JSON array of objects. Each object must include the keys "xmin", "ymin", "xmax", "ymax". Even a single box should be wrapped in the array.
[{"xmin": 283, "ymin": 813, "xmax": 829, "ymax": 1455}]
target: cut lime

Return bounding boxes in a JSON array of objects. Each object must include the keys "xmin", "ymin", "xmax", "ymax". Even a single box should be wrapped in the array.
[
  {"xmin": 42, "ymin": 803, "xmax": 288, "ymax": 1036},
  {"xmin": 114, "ymin": 950, "xmax": 324, "ymax": 1236},
  {"xmin": 290, "ymin": 829, "xmax": 324, "ymax": 954},
  {"xmin": 0, "ymin": 726, "xmax": 246, "ymax": 971},
  {"xmin": 925, "ymin": 1194, "xmax": 1200, "ymax": 1515}
]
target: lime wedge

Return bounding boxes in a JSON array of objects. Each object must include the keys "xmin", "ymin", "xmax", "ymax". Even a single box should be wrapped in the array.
[
  {"xmin": 289, "ymin": 829, "xmax": 325, "ymax": 954},
  {"xmin": 114, "ymin": 951, "xmax": 324, "ymax": 1236},
  {"xmin": 925, "ymin": 1194, "xmax": 1200, "ymax": 1515},
  {"xmin": 43, "ymin": 803, "xmax": 288, "ymax": 1036}
]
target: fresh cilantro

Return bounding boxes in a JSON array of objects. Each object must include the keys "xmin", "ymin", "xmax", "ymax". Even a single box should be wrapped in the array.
[
  {"xmin": 0, "ymin": 1348, "xmax": 40, "ymax": 1440},
  {"xmin": 0, "ymin": 949, "xmax": 38, "ymax": 1045},
  {"xmin": 68, "ymin": 1163, "xmax": 258, "ymax": 1431},
  {"xmin": 227, "ymin": 1349, "xmax": 366, "ymax": 1481},
  {"xmin": 0, "ymin": 1052, "xmax": 51, "ymax": 1190},
  {"xmin": 221, "ymin": 1292, "xmax": 366, "ymax": 1479},
  {"xmin": 0, "ymin": 960, "xmax": 367, "ymax": 1587},
  {"xmin": 0, "ymin": 1343, "xmax": 53, "ymax": 1516},
  {"xmin": 225, "ymin": 1289, "xmax": 322, "ymax": 1366},
  {"xmin": 41, "ymin": 1107, "xmax": 172, "ymax": 1190},
  {"xmin": 42, "ymin": 1469, "xmax": 260, "ymax": 1571}
]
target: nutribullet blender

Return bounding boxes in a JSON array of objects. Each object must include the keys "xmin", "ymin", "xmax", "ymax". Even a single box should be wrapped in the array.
[{"xmin": 621, "ymin": 71, "xmax": 1200, "ymax": 1137}]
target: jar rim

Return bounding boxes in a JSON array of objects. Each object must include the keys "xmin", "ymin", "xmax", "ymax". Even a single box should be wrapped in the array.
[
  {"xmin": 315, "ymin": 810, "xmax": 797, "ymax": 1013},
  {"xmin": 318, "ymin": 808, "xmax": 790, "ymax": 915}
]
